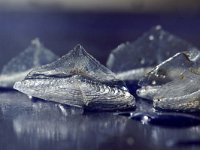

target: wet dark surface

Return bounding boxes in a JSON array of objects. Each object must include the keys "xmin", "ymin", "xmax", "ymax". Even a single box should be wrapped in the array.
[
  {"xmin": 1, "ymin": 12, "xmax": 200, "ymax": 150},
  {"xmin": 1, "ymin": 91, "xmax": 200, "ymax": 150}
]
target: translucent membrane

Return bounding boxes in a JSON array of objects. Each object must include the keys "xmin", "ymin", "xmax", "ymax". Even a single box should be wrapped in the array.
[
  {"xmin": 14, "ymin": 44, "xmax": 135, "ymax": 111},
  {"xmin": 0, "ymin": 38, "xmax": 58, "ymax": 88},
  {"xmin": 137, "ymin": 50, "xmax": 200, "ymax": 111},
  {"xmin": 107, "ymin": 25, "xmax": 199, "ymax": 81}
]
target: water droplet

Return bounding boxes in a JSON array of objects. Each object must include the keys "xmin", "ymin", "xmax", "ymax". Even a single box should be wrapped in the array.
[
  {"xmin": 149, "ymin": 35, "xmax": 154, "ymax": 41},
  {"xmin": 141, "ymin": 115, "xmax": 150, "ymax": 124},
  {"xmin": 162, "ymin": 75, "xmax": 166, "ymax": 78},
  {"xmin": 152, "ymin": 80, "xmax": 156, "ymax": 85},
  {"xmin": 155, "ymin": 25, "xmax": 162, "ymax": 30},
  {"xmin": 140, "ymin": 58, "xmax": 145, "ymax": 65}
]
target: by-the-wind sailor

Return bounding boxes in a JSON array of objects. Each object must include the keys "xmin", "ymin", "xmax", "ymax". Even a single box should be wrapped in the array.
[
  {"xmin": 107, "ymin": 25, "xmax": 199, "ymax": 81},
  {"xmin": 137, "ymin": 49, "xmax": 200, "ymax": 111},
  {"xmin": 0, "ymin": 38, "xmax": 58, "ymax": 88},
  {"xmin": 14, "ymin": 44, "xmax": 135, "ymax": 111}
]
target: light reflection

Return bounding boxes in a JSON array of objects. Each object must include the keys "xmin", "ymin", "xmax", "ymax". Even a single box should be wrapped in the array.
[
  {"xmin": 12, "ymin": 112, "xmax": 128, "ymax": 149},
  {"xmin": 1, "ymin": 91, "xmax": 200, "ymax": 149}
]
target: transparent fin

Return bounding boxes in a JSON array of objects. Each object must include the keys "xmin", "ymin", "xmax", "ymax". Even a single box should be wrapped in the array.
[
  {"xmin": 0, "ymin": 38, "xmax": 58, "ymax": 88},
  {"xmin": 14, "ymin": 44, "xmax": 135, "ymax": 111},
  {"xmin": 137, "ymin": 50, "xmax": 200, "ymax": 111},
  {"xmin": 107, "ymin": 25, "xmax": 199, "ymax": 81}
]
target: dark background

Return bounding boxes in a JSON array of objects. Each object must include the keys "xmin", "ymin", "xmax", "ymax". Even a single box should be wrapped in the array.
[{"xmin": 0, "ymin": 1, "xmax": 200, "ymax": 68}]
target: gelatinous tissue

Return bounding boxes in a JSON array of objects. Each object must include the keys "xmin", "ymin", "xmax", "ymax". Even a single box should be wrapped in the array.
[
  {"xmin": 107, "ymin": 25, "xmax": 199, "ymax": 81},
  {"xmin": 137, "ymin": 49, "xmax": 200, "ymax": 111},
  {"xmin": 0, "ymin": 38, "xmax": 58, "ymax": 88},
  {"xmin": 14, "ymin": 44, "xmax": 135, "ymax": 111}
]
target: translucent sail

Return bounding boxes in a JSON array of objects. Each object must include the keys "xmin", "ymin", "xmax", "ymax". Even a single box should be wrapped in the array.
[
  {"xmin": 107, "ymin": 25, "xmax": 199, "ymax": 81},
  {"xmin": 0, "ymin": 38, "xmax": 58, "ymax": 88},
  {"xmin": 14, "ymin": 44, "xmax": 135, "ymax": 111},
  {"xmin": 137, "ymin": 50, "xmax": 200, "ymax": 111}
]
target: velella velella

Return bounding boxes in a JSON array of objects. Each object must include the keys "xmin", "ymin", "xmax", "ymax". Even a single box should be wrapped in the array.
[
  {"xmin": 137, "ymin": 49, "xmax": 200, "ymax": 111},
  {"xmin": 0, "ymin": 38, "xmax": 58, "ymax": 88},
  {"xmin": 14, "ymin": 44, "xmax": 135, "ymax": 111},
  {"xmin": 107, "ymin": 25, "xmax": 199, "ymax": 81}
]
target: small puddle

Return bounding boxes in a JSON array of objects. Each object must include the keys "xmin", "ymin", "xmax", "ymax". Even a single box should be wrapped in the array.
[{"xmin": 119, "ymin": 112, "xmax": 200, "ymax": 128}]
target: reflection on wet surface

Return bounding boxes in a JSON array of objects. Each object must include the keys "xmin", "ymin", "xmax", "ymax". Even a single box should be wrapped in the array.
[{"xmin": 1, "ymin": 91, "xmax": 200, "ymax": 150}]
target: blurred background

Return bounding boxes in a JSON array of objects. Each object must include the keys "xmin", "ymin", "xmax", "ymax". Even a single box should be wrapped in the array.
[{"xmin": 0, "ymin": 0, "xmax": 200, "ymax": 68}]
